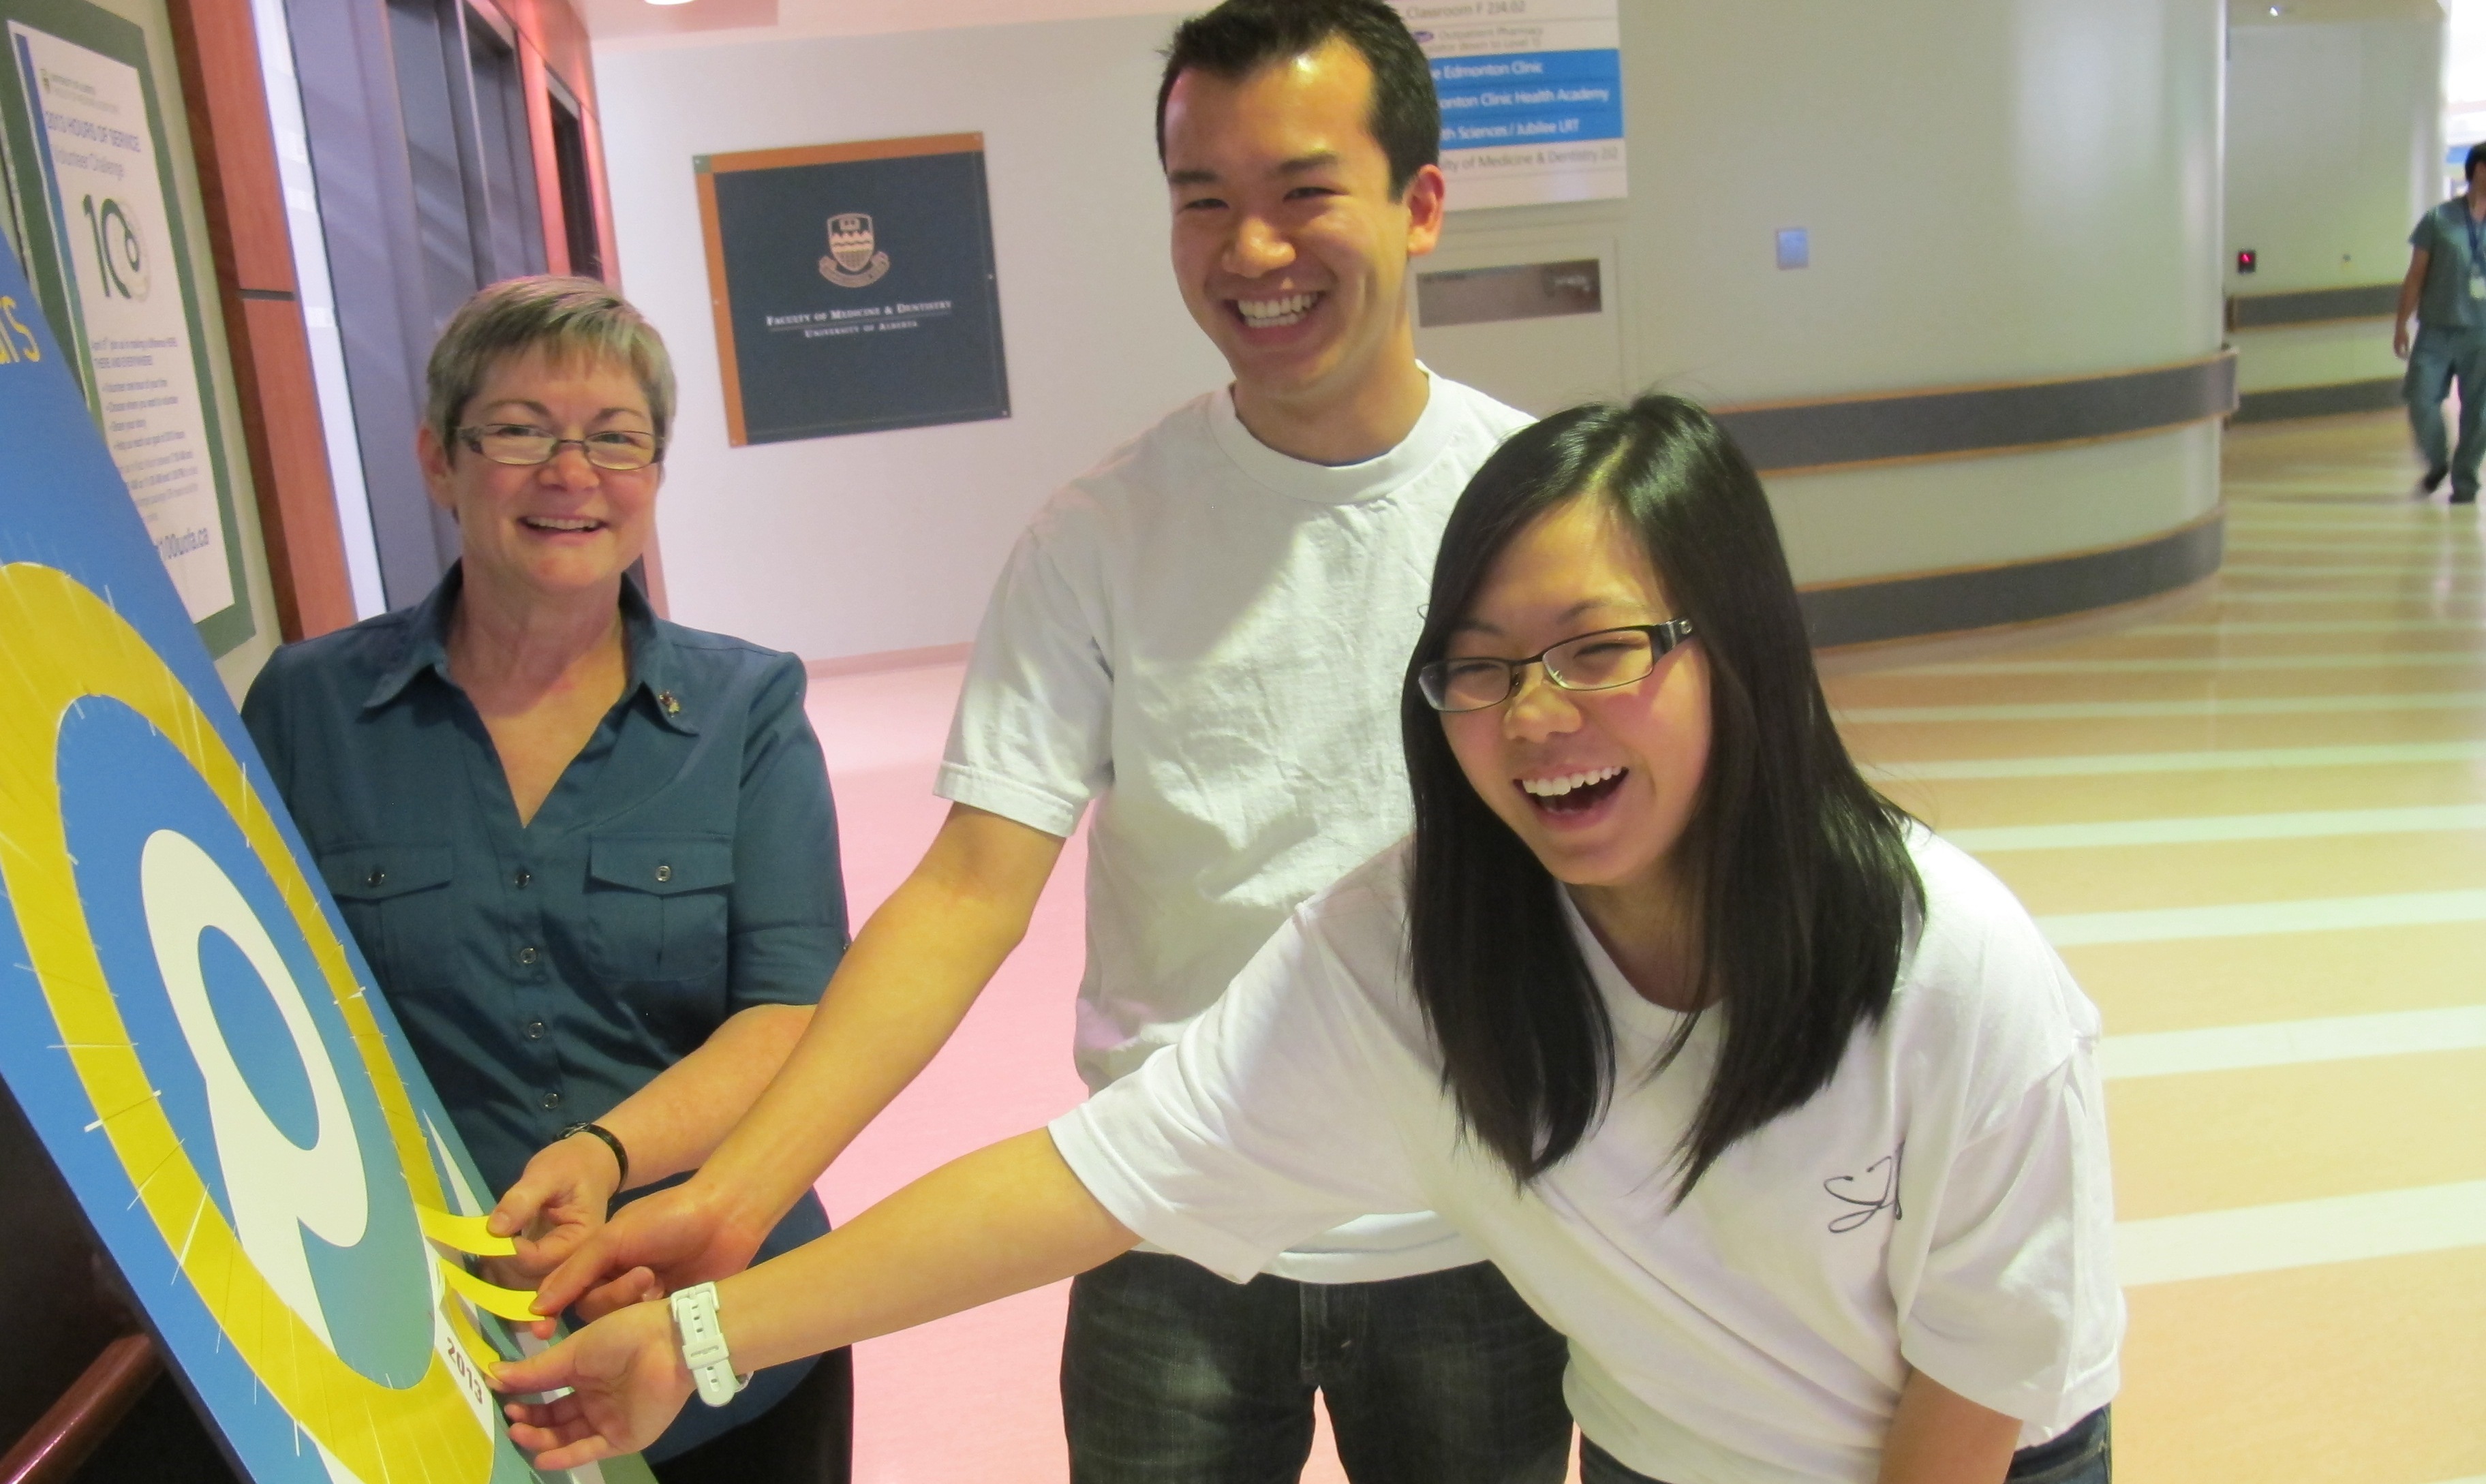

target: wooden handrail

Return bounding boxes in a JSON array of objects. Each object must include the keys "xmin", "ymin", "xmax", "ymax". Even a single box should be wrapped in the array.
[{"xmin": 0, "ymin": 1334, "xmax": 161, "ymax": 1484}]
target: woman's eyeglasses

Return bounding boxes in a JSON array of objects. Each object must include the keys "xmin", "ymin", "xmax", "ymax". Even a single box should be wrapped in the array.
[
  {"xmin": 457, "ymin": 423, "xmax": 665, "ymax": 472},
  {"xmin": 1417, "ymin": 619, "xmax": 1697, "ymax": 713}
]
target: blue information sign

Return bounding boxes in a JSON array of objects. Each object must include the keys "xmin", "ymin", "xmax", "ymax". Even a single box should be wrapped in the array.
[
  {"xmin": 1394, "ymin": 0, "xmax": 1627, "ymax": 209},
  {"xmin": 1434, "ymin": 48, "xmax": 1625, "ymax": 150}
]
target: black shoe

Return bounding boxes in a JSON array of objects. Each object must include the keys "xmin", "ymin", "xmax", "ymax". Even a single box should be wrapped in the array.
[
  {"xmin": 2421, "ymin": 465, "xmax": 2449, "ymax": 495},
  {"xmin": 2455, "ymin": 489, "xmax": 2478, "ymax": 505}
]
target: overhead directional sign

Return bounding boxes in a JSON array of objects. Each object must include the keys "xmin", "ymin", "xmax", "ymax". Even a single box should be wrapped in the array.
[{"xmin": 1392, "ymin": 0, "xmax": 1627, "ymax": 210}]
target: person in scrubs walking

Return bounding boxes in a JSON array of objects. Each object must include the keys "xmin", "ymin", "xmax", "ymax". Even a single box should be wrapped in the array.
[{"xmin": 2393, "ymin": 140, "xmax": 2486, "ymax": 504}]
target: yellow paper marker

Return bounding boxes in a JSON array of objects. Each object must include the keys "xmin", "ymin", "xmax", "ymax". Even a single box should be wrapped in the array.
[
  {"xmin": 416, "ymin": 1205, "xmax": 518, "ymax": 1257},
  {"xmin": 438, "ymin": 1258, "xmax": 546, "ymax": 1322}
]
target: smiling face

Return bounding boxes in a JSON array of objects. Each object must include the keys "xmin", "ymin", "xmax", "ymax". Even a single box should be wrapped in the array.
[
  {"xmin": 1160, "ymin": 37, "xmax": 1444, "ymax": 416},
  {"xmin": 1440, "ymin": 494, "xmax": 1713, "ymax": 905},
  {"xmin": 418, "ymin": 346, "xmax": 661, "ymax": 607}
]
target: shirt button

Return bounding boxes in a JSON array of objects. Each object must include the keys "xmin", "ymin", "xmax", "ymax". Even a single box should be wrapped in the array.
[
  {"xmin": 364, "ymin": 867, "xmax": 386, "ymax": 888},
  {"xmin": 654, "ymin": 863, "xmax": 672, "ymax": 884},
  {"xmin": 516, "ymin": 945, "xmax": 539, "ymax": 965},
  {"xmin": 524, "ymin": 1020, "xmax": 546, "ymax": 1040},
  {"xmin": 514, "ymin": 869, "xmax": 532, "ymax": 888},
  {"xmin": 540, "ymin": 1091, "xmax": 562, "ymax": 1111}
]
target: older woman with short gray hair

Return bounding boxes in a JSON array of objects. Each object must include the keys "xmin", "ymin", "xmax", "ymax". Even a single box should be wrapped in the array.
[{"xmin": 243, "ymin": 276, "xmax": 851, "ymax": 1481}]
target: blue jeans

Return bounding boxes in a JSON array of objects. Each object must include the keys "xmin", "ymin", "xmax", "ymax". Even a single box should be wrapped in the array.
[
  {"xmin": 1579, "ymin": 1405, "xmax": 2110, "ymax": 1484},
  {"xmin": 1061, "ymin": 1252, "xmax": 1573, "ymax": 1484},
  {"xmin": 2404, "ymin": 326, "xmax": 2486, "ymax": 497}
]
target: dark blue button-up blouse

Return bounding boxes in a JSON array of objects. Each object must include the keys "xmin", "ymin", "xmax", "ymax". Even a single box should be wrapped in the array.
[{"xmin": 242, "ymin": 566, "xmax": 845, "ymax": 1455}]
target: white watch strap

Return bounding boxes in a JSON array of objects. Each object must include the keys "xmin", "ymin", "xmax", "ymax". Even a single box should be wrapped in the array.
[{"xmin": 670, "ymin": 1282, "xmax": 748, "ymax": 1408}]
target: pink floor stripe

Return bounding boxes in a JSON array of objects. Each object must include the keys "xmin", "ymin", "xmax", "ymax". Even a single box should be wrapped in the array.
[{"xmin": 805, "ymin": 661, "xmax": 1366, "ymax": 1483}]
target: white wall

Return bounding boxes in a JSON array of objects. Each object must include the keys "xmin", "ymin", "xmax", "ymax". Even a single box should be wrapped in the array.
[
  {"xmin": 1417, "ymin": 0, "xmax": 2226, "ymax": 584},
  {"xmin": 2225, "ymin": 11, "xmax": 2443, "ymax": 396},
  {"xmin": 1630, "ymin": 0, "xmax": 2223, "ymax": 399},
  {"xmin": 598, "ymin": 13, "xmax": 1218, "ymax": 662},
  {"xmin": 601, "ymin": 0, "xmax": 2227, "ymax": 662}
]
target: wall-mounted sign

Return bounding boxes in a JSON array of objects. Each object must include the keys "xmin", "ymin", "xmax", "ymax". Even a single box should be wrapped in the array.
[
  {"xmin": 1391, "ymin": 0, "xmax": 1625, "ymax": 211},
  {"xmin": 696, "ymin": 132, "xmax": 1009, "ymax": 446},
  {"xmin": 0, "ymin": 247, "xmax": 647, "ymax": 1484},
  {"xmin": 0, "ymin": 0, "xmax": 252, "ymax": 655}
]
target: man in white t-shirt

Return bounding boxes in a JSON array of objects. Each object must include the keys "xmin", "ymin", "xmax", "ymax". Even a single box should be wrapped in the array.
[{"xmin": 534, "ymin": 1, "xmax": 1570, "ymax": 1479}]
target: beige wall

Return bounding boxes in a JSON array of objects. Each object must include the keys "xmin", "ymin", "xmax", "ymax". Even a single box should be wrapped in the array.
[
  {"xmin": 597, "ymin": 12, "xmax": 1216, "ymax": 662},
  {"xmin": 1418, "ymin": 0, "xmax": 2227, "ymax": 585},
  {"xmin": 2224, "ymin": 6, "xmax": 2443, "ymax": 399},
  {"xmin": 601, "ymin": 0, "xmax": 2228, "ymax": 661}
]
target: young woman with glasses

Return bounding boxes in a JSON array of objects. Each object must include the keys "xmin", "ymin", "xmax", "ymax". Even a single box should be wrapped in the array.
[{"xmin": 495, "ymin": 394, "xmax": 2119, "ymax": 1484}]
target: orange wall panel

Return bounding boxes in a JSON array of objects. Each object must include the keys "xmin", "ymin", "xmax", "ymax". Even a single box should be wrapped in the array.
[{"xmin": 164, "ymin": 0, "xmax": 354, "ymax": 640}]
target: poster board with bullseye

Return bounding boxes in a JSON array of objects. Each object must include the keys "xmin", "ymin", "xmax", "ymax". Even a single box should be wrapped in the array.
[
  {"xmin": 0, "ymin": 0, "xmax": 253, "ymax": 655},
  {"xmin": 0, "ymin": 245, "xmax": 647, "ymax": 1483}
]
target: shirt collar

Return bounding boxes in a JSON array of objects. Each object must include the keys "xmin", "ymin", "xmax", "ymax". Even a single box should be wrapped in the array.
[{"xmin": 362, "ymin": 564, "xmax": 699, "ymax": 735}]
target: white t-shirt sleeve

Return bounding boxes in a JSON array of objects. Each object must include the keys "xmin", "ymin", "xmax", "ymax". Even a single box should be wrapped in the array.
[
  {"xmin": 1896, "ymin": 1042, "xmax": 2121, "ymax": 1428},
  {"xmin": 1050, "ymin": 889, "xmax": 1434, "ymax": 1282},
  {"xmin": 936, "ymin": 521, "xmax": 1112, "ymax": 838}
]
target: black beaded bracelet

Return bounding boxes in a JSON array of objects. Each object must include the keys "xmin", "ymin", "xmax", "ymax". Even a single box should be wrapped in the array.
[{"xmin": 556, "ymin": 1121, "xmax": 630, "ymax": 1190}]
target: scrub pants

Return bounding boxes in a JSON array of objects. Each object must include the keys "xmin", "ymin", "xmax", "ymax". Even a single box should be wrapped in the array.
[
  {"xmin": 1062, "ymin": 1251, "xmax": 1573, "ymax": 1484},
  {"xmin": 2404, "ymin": 325, "xmax": 2486, "ymax": 501}
]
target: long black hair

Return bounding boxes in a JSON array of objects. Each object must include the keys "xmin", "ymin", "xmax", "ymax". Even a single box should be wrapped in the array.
[{"xmin": 1402, "ymin": 393, "xmax": 1921, "ymax": 1192}]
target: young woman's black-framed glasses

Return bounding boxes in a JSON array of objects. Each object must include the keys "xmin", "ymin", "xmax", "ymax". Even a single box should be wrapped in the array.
[
  {"xmin": 1417, "ymin": 619, "xmax": 1698, "ymax": 713},
  {"xmin": 457, "ymin": 423, "xmax": 666, "ymax": 472}
]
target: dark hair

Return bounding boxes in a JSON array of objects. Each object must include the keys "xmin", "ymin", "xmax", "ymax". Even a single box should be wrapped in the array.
[
  {"xmin": 1156, "ymin": 0, "xmax": 1441, "ymax": 198},
  {"xmin": 1400, "ymin": 393, "xmax": 1922, "ymax": 1192},
  {"xmin": 2466, "ymin": 141, "xmax": 2486, "ymax": 181}
]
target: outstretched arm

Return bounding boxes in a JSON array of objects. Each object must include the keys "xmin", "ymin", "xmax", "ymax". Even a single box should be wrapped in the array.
[
  {"xmin": 484, "ymin": 1002, "xmax": 813, "ymax": 1282},
  {"xmin": 532, "ymin": 803, "xmax": 1066, "ymax": 1318},
  {"xmin": 495, "ymin": 1129, "xmax": 1135, "ymax": 1469}
]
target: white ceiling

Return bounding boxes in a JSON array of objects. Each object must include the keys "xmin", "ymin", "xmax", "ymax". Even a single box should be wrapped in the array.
[
  {"xmin": 583, "ymin": 0, "xmax": 1178, "ymax": 48},
  {"xmin": 585, "ymin": 0, "xmax": 2451, "ymax": 51}
]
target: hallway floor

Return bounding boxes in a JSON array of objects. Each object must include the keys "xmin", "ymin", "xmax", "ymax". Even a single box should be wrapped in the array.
[{"xmin": 801, "ymin": 410, "xmax": 2485, "ymax": 1483}]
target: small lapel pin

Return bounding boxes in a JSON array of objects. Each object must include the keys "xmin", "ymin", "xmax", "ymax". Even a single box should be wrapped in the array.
[{"xmin": 658, "ymin": 690, "xmax": 681, "ymax": 716}]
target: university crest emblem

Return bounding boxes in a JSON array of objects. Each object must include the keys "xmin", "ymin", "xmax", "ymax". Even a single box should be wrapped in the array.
[{"xmin": 820, "ymin": 212, "xmax": 890, "ymax": 288}]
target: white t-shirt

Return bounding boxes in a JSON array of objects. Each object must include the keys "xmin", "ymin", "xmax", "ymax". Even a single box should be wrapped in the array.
[
  {"xmin": 1052, "ymin": 831, "xmax": 2123, "ymax": 1484},
  {"xmin": 937, "ymin": 373, "xmax": 1533, "ymax": 1282}
]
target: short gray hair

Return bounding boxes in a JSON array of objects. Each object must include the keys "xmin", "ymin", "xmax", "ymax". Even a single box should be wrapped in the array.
[{"xmin": 425, "ymin": 276, "xmax": 677, "ymax": 451}]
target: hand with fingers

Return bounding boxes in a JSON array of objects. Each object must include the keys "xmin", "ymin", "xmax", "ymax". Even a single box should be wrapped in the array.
[
  {"xmin": 532, "ymin": 1177, "xmax": 768, "ymax": 1324},
  {"xmin": 491, "ymin": 1299, "xmax": 694, "ymax": 1471},
  {"xmin": 482, "ymin": 1130, "xmax": 627, "ymax": 1320}
]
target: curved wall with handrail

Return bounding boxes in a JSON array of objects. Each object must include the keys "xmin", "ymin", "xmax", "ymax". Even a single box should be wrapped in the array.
[{"xmin": 1413, "ymin": 0, "xmax": 2230, "ymax": 650}]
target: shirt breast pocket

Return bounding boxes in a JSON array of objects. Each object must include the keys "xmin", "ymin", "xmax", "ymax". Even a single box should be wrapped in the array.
[
  {"xmin": 318, "ymin": 844, "xmax": 456, "ymax": 994},
  {"xmin": 584, "ymin": 833, "xmax": 735, "ymax": 984}
]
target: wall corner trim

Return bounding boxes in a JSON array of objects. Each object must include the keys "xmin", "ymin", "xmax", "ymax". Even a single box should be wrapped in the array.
[
  {"xmin": 1802, "ymin": 508, "xmax": 2226, "ymax": 650},
  {"xmin": 1717, "ymin": 352, "xmax": 2238, "ymax": 477}
]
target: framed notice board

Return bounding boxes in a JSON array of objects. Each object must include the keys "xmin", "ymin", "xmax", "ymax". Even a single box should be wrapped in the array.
[
  {"xmin": 696, "ymin": 132, "xmax": 1010, "ymax": 445},
  {"xmin": 0, "ymin": 0, "xmax": 254, "ymax": 655}
]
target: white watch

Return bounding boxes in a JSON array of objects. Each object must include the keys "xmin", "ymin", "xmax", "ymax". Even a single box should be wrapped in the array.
[{"xmin": 669, "ymin": 1282, "xmax": 749, "ymax": 1408}]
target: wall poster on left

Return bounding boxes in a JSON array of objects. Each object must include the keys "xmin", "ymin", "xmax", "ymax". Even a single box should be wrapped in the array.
[{"xmin": 0, "ymin": 0, "xmax": 252, "ymax": 654}]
